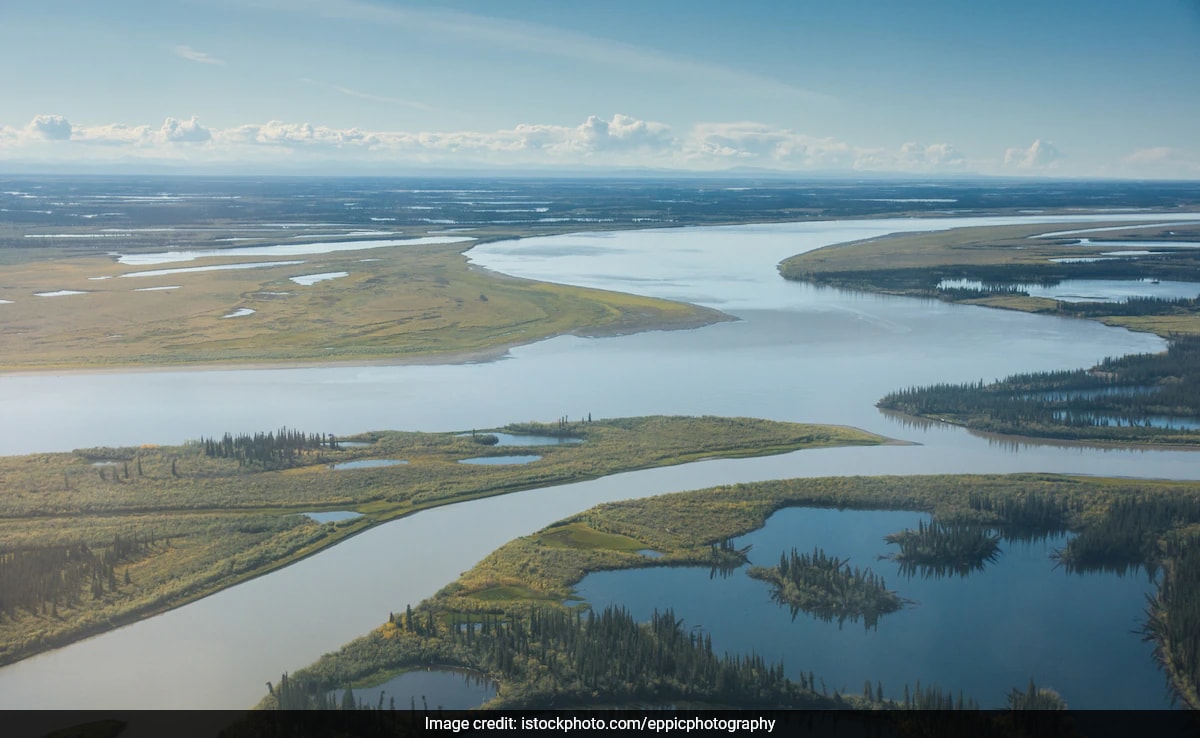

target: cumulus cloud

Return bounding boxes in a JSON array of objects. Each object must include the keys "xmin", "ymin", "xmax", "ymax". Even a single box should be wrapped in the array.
[
  {"xmin": 685, "ymin": 122, "xmax": 854, "ymax": 169},
  {"xmin": 1, "ymin": 112, "xmax": 986, "ymax": 174},
  {"xmin": 27, "ymin": 114, "xmax": 72, "ymax": 141},
  {"xmin": 161, "ymin": 116, "xmax": 212, "ymax": 143},
  {"xmin": 174, "ymin": 45, "xmax": 225, "ymax": 65},
  {"xmin": 1004, "ymin": 139, "xmax": 1061, "ymax": 169}
]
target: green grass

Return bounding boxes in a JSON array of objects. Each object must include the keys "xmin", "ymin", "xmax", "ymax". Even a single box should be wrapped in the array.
[
  {"xmin": 0, "ymin": 238, "xmax": 726, "ymax": 371},
  {"xmin": 535, "ymin": 522, "xmax": 647, "ymax": 552}
]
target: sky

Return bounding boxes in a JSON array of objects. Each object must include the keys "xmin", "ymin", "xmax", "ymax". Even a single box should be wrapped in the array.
[{"xmin": 0, "ymin": 0, "xmax": 1197, "ymax": 178}]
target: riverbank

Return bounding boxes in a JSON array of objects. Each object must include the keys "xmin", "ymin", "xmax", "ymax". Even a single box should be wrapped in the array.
[{"xmin": 0, "ymin": 416, "xmax": 884, "ymax": 668}]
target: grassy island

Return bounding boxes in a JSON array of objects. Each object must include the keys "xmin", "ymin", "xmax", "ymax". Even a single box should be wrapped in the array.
[
  {"xmin": 0, "ymin": 234, "xmax": 726, "ymax": 371},
  {"xmin": 779, "ymin": 221, "xmax": 1200, "ymax": 338},
  {"xmin": 0, "ymin": 415, "xmax": 884, "ymax": 667},
  {"xmin": 747, "ymin": 547, "xmax": 904, "ymax": 629},
  {"xmin": 262, "ymin": 472, "xmax": 1200, "ymax": 711}
]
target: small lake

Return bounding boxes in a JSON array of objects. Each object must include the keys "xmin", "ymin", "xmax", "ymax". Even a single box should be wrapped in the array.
[
  {"xmin": 340, "ymin": 668, "xmax": 496, "ymax": 711},
  {"xmin": 574, "ymin": 507, "xmax": 1165, "ymax": 709},
  {"xmin": 291, "ymin": 272, "xmax": 348, "ymax": 286},
  {"xmin": 939, "ymin": 278, "xmax": 1200, "ymax": 303},
  {"xmin": 458, "ymin": 432, "xmax": 583, "ymax": 446},
  {"xmin": 458, "ymin": 455, "xmax": 541, "ymax": 465},
  {"xmin": 328, "ymin": 459, "xmax": 408, "ymax": 470}
]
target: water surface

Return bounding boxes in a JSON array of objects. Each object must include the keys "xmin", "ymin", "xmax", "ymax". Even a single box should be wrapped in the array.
[{"xmin": 575, "ymin": 507, "xmax": 1164, "ymax": 709}]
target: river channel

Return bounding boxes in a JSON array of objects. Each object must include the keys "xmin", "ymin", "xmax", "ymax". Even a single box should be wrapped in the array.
[{"xmin": 0, "ymin": 213, "xmax": 1197, "ymax": 709}]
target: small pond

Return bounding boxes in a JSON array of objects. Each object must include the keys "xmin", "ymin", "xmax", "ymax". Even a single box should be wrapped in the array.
[
  {"xmin": 328, "ymin": 459, "xmax": 408, "ymax": 470},
  {"xmin": 458, "ymin": 455, "xmax": 541, "ymax": 465},
  {"xmin": 301, "ymin": 511, "xmax": 363, "ymax": 524},
  {"xmin": 573, "ymin": 507, "xmax": 1166, "ymax": 709},
  {"xmin": 458, "ymin": 432, "xmax": 583, "ymax": 446},
  {"xmin": 290, "ymin": 272, "xmax": 348, "ymax": 286},
  {"xmin": 339, "ymin": 668, "xmax": 496, "ymax": 711}
]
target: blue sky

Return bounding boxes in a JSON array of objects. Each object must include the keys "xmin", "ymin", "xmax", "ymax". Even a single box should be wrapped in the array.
[{"xmin": 1, "ymin": 0, "xmax": 1197, "ymax": 177}]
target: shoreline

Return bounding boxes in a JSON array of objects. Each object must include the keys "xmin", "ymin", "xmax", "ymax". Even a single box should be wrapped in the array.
[{"xmin": 879, "ymin": 407, "xmax": 1200, "ymax": 453}]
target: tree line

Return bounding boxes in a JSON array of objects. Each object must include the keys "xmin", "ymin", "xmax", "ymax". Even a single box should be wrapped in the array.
[
  {"xmin": 0, "ymin": 532, "xmax": 157, "ymax": 619},
  {"xmin": 200, "ymin": 427, "xmax": 341, "ymax": 468},
  {"xmin": 877, "ymin": 336, "xmax": 1200, "ymax": 443}
]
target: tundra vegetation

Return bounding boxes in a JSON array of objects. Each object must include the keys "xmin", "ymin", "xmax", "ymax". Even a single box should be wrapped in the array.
[
  {"xmin": 0, "ymin": 237, "xmax": 725, "ymax": 371},
  {"xmin": 260, "ymin": 473, "xmax": 1200, "ymax": 710},
  {"xmin": 779, "ymin": 222, "xmax": 1200, "ymax": 337},
  {"xmin": 0, "ymin": 415, "xmax": 881, "ymax": 667}
]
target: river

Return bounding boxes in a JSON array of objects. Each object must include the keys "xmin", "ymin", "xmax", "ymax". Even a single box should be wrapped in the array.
[{"xmin": 0, "ymin": 213, "xmax": 1197, "ymax": 709}]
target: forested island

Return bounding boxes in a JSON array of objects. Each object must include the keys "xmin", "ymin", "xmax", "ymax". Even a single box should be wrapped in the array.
[
  {"xmin": 747, "ymin": 547, "xmax": 904, "ymax": 628},
  {"xmin": 0, "ymin": 415, "xmax": 883, "ymax": 667},
  {"xmin": 882, "ymin": 520, "xmax": 1001, "ymax": 578},
  {"xmin": 261, "ymin": 473, "xmax": 1200, "ymax": 711},
  {"xmin": 879, "ymin": 335, "xmax": 1200, "ymax": 445}
]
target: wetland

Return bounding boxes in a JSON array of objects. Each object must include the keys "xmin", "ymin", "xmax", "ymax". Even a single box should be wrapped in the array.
[{"xmin": 4, "ymin": 178, "xmax": 1200, "ymax": 711}]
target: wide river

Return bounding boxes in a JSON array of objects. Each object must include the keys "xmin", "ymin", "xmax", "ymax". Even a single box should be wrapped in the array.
[{"xmin": 1, "ymin": 214, "xmax": 1197, "ymax": 709}]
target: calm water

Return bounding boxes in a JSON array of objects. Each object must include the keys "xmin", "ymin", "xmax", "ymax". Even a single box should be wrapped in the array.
[
  {"xmin": 459, "ymin": 455, "xmax": 541, "ymax": 465},
  {"xmin": 328, "ymin": 459, "xmax": 408, "ymax": 470},
  {"xmin": 574, "ymin": 507, "xmax": 1165, "ymax": 709},
  {"xmin": 338, "ymin": 668, "xmax": 496, "ymax": 711},
  {"xmin": 938, "ymin": 278, "xmax": 1200, "ymax": 303},
  {"xmin": 457, "ymin": 432, "xmax": 583, "ymax": 446},
  {"xmin": 1, "ymin": 213, "xmax": 1198, "ymax": 708}
]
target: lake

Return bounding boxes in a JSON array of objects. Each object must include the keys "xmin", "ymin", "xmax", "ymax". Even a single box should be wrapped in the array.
[
  {"xmin": 574, "ymin": 507, "xmax": 1164, "ymax": 709},
  {"xmin": 0, "ymin": 212, "xmax": 1198, "ymax": 708}
]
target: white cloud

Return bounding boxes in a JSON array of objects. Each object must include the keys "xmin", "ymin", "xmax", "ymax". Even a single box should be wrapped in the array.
[
  {"xmin": 0, "ymin": 112, "xmax": 986, "ymax": 174},
  {"xmin": 174, "ymin": 45, "xmax": 225, "ymax": 65},
  {"xmin": 27, "ymin": 114, "xmax": 72, "ymax": 141},
  {"xmin": 1004, "ymin": 139, "xmax": 1061, "ymax": 169},
  {"xmin": 161, "ymin": 116, "xmax": 212, "ymax": 143}
]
